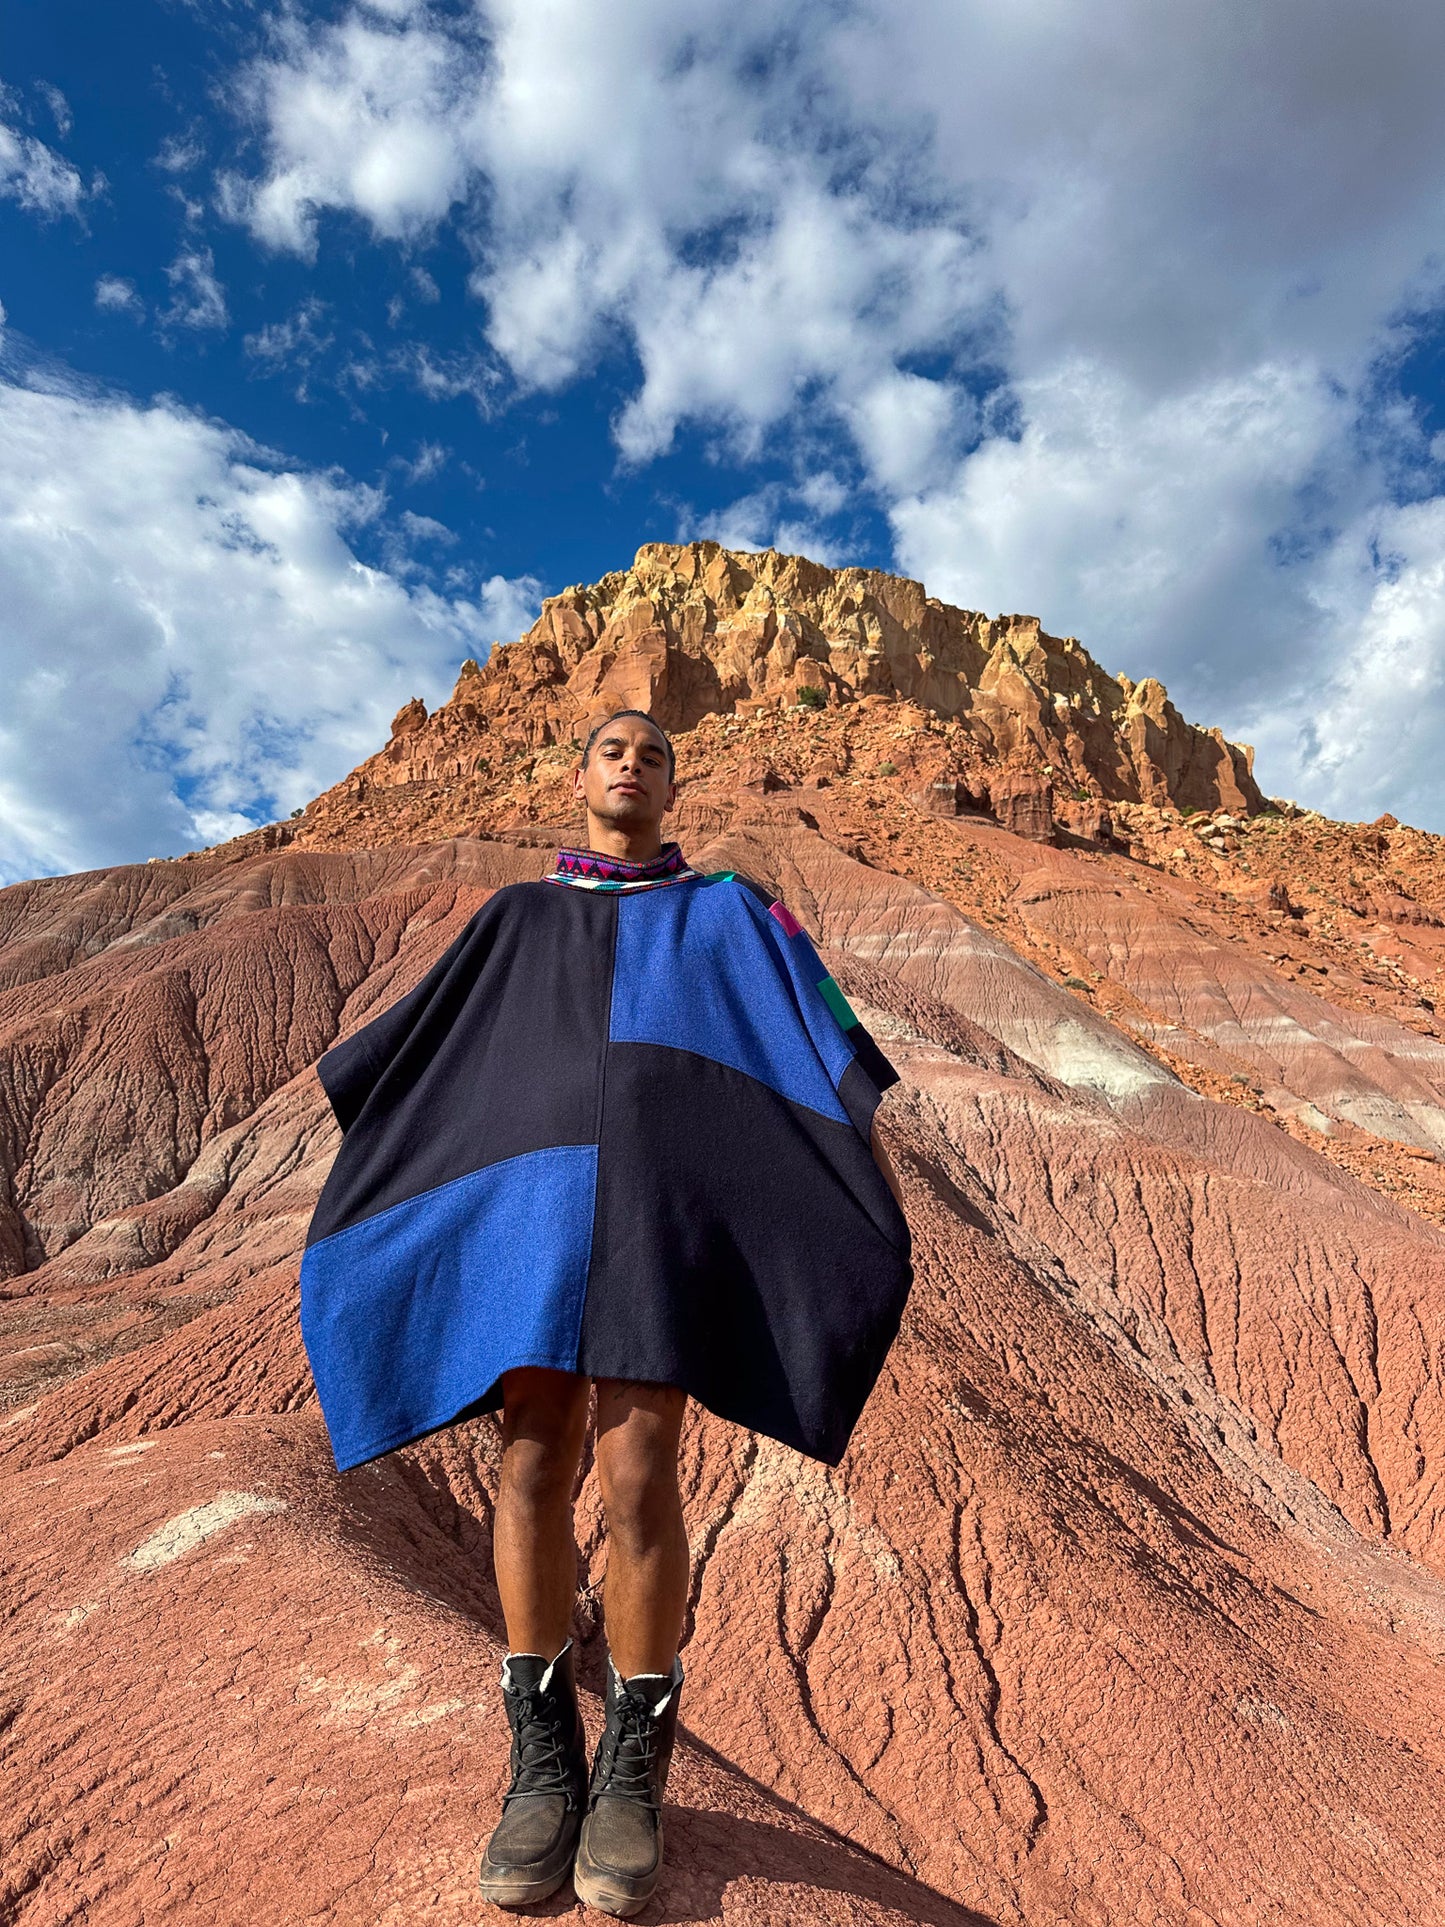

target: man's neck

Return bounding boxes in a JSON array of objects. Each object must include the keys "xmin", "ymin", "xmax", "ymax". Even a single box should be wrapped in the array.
[{"xmin": 582, "ymin": 820, "xmax": 666, "ymax": 863}]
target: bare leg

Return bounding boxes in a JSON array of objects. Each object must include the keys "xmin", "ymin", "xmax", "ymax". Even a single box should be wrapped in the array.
[
  {"xmin": 593, "ymin": 1379, "xmax": 689, "ymax": 1678},
  {"xmin": 494, "ymin": 1366, "xmax": 591, "ymax": 1657}
]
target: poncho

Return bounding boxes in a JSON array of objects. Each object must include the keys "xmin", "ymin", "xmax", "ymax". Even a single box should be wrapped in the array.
[{"xmin": 300, "ymin": 841, "xmax": 913, "ymax": 1471}]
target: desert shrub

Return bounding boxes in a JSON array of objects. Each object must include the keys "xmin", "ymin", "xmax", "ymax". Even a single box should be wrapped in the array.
[{"xmin": 797, "ymin": 685, "xmax": 827, "ymax": 709}]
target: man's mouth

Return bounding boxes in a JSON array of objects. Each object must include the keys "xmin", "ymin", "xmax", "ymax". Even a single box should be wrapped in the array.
[{"xmin": 612, "ymin": 782, "xmax": 645, "ymax": 796}]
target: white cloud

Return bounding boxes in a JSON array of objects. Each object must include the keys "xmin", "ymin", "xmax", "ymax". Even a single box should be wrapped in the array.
[
  {"xmin": 399, "ymin": 508, "xmax": 456, "ymax": 544},
  {"xmin": 404, "ymin": 343, "xmax": 497, "ymax": 409},
  {"xmin": 37, "ymin": 82, "xmax": 71, "ymax": 141},
  {"xmin": 216, "ymin": 0, "xmax": 1445, "ymax": 450},
  {"xmin": 467, "ymin": 1, "xmax": 989, "ymax": 468},
  {"xmin": 891, "ymin": 357, "xmax": 1349, "ymax": 700},
  {"xmin": 225, "ymin": 2, "xmax": 986, "ymax": 462},
  {"xmin": 795, "ymin": 471, "xmax": 849, "ymax": 519},
  {"xmin": 94, "ymin": 275, "xmax": 144, "ymax": 318},
  {"xmin": 223, "ymin": 9, "xmax": 486, "ymax": 256},
  {"xmin": 854, "ymin": 0, "xmax": 1445, "ymax": 392},
  {"xmin": 1261, "ymin": 494, "xmax": 1445, "ymax": 822},
  {"xmin": 196, "ymin": 1, "xmax": 1445, "ymax": 822},
  {"xmin": 0, "ymin": 112, "xmax": 86, "ymax": 217},
  {"xmin": 397, "ymin": 439, "xmax": 449, "ymax": 485},
  {"xmin": 0, "ymin": 363, "xmax": 540, "ymax": 881},
  {"xmin": 845, "ymin": 373, "xmax": 971, "ymax": 499},
  {"xmin": 683, "ymin": 484, "xmax": 847, "ymax": 566},
  {"xmin": 683, "ymin": 487, "xmax": 786, "ymax": 552},
  {"xmin": 606, "ymin": 183, "xmax": 981, "ymax": 468},
  {"xmin": 244, "ymin": 296, "xmax": 332, "ymax": 368},
  {"xmin": 853, "ymin": 0, "xmax": 1445, "ymax": 811},
  {"xmin": 470, "ymin": 571, "xmax": 540, "ymax": 640},
  {"xmin": 163, "ymin": 247, "xmax": 229, "ymax": 331},
  {"xmin": 154, "ymin": 131, "xmax": 204, "ymax": 174}
]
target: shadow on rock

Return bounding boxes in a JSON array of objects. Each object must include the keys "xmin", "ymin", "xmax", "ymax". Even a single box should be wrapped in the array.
[{"xmin": 655, "ymin": 1803, "xmax": 1000, "ymax": 1926}]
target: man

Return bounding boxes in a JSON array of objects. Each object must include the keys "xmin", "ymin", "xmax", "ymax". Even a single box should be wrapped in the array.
[{"xmin": 300, "ymin": 709, "xmax": 912, "ymax": 1916}]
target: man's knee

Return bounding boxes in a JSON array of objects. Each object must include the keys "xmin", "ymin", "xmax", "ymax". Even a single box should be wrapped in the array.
[
  {"xmin": 500, "ymin": 1368, "xmax": 589, "ymax": 1505},
  {"xmin": 594, "ymin": 1385, "xmax": 685, "ymax": 1543},
  {"xmin": 597, "ymin": 1452, "xmax": 673, "ymax": 1539}
]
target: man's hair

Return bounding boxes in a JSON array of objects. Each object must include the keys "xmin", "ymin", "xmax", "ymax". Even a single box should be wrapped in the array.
[{"xmin": 580, "ymin": 708, "xmax": 676, "ymax": 782}]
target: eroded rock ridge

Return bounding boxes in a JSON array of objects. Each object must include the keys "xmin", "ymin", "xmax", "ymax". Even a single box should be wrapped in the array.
[
  {"xmin": 5, "ymin": 548, "xmax": 1445, "ymax": 1926},
  {"xmin": 348, "ymin": 542, "xmax": 1263, "ymax": 827}
]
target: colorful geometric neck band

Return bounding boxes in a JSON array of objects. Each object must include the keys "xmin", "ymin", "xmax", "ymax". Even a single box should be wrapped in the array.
[{"xmin": 543, "ymin": 841, "xmax": 701, "ymax": 893}]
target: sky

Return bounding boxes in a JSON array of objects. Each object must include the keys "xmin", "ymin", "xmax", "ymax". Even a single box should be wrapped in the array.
[{"xmin": 6, "ymin": 0, "xmax": 1445, "ymax": 881}]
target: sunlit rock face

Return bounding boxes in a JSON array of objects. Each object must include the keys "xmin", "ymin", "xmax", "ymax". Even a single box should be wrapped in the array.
[
  {"xmin": 346, "ymin": 541, "xmax": 1263, "ymax": 819},
  {"xmin": 6, "ymin": 551, "xmax": 1445, "ymax": 1925}
]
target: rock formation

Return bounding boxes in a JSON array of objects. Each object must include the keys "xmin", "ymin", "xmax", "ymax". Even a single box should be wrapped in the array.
[
  {"xmin": 5, "ymin": 548, "xmax": 1445, "ymax": 1924},
  {"xmin": 344, "ymin": 542, "xmax": 1263, "ymax": 826}
]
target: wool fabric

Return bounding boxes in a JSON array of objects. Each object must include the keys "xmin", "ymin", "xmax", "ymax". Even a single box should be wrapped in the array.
[{"xmin": 300, "ymin": 859, "xmax": 912, "ymax": 1470}]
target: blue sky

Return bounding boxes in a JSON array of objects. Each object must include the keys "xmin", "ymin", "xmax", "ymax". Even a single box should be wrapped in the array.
[
  {"xmin": 6, "ymin": 0, "xmax": 1445, "ymax": 879},
  {"xmin": 7, "ymin": 0, "xmax": 892, "ymax": 596}
]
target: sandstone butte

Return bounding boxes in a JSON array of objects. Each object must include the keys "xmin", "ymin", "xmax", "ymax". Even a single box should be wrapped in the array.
[{"xmin": 7, "ymin": 540, "xmax": 1445, "ymax": 1926}]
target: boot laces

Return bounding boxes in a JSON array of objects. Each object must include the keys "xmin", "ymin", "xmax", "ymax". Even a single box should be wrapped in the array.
[
  {"xmin": 506, "ymin": 1687, "xmax": 576, "ymax": 1802},
  {"xmin": 597, "ymin": 1691, "xmax": 661, "ymax": 1805}
]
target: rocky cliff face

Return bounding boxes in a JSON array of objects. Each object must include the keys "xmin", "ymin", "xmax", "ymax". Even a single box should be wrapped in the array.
[
  {"xmin": 5, "ymin": 551, "xmax": 1445, "ymax": 1926},
  {"xmin": 342, "ymin": 543, "xmax": 1263, "ymax": 827}
]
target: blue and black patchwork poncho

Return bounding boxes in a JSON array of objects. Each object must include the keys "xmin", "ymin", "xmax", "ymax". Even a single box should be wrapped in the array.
[{"xmin": 300, "ymin": 840, "xmax": 913, "ymax": 1472}]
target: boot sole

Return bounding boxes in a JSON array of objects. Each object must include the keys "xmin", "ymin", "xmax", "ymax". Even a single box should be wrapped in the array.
[
  {"xmin": 572, "ymin": 1854, "xmax": 655, "ymax": 1917},
  {"xmin": 479, "ymin": 1858, "xmax": 575, "ymax": 1910}
]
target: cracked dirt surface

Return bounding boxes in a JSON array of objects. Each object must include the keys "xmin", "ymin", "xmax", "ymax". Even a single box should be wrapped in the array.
[{"xmin": 5, "ymin": 809, "xmax": 1445, "ymax": 1923}]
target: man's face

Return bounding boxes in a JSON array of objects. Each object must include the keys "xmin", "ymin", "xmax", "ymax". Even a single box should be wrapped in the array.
[{"xmin": 573, "ymin": 715, "xmax": 676, "ymax": 831}]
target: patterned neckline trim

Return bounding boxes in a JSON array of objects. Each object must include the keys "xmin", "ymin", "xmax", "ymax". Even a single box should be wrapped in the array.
[{"xmin": 543, "ymin": 841, "xmax": 702, "ymax": 893}]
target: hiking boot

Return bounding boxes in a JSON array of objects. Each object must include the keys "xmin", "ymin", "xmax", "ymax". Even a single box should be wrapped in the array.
[
  {"xmin": 572, "ymin": 1653, "xmax": 684, "ymax": 1917},
  {"xmin": 479, "ymin": 1639, "xmax": 588, "ymax": 1909}
]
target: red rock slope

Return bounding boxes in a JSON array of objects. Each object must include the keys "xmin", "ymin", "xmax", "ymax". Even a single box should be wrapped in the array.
[{"xmin": 5, "ymin": 548, "xmax": 1445, "ymax": 1925}]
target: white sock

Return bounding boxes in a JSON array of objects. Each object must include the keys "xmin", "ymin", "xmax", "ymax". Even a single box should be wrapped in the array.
[
  {"xmin": 608, "ymin": 1651, "xmax": 684, "ymax": 1711},
  {"xmin": 501, "ymin": 1636, "xmax": 571, "ymax": 1693}
]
